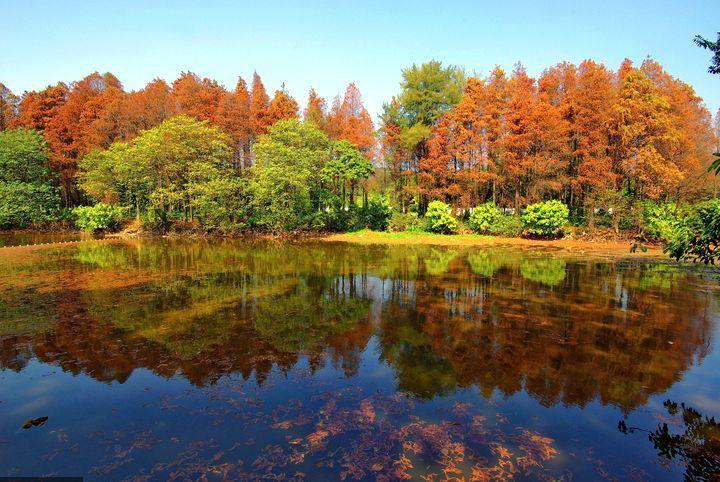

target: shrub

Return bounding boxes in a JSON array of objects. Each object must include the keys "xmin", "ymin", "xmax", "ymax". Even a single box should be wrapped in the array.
[
  {"xmin": 521, "ymin": 200, "xmax": 569, "ymax": 238},
  {"xmin": 496, "ymin": 214, "xmax": 523, "ymax": 237},
  {"xmin": 313, "ymin": 207, "xmax": 363, "ymax": 232},
  {"xmin": 425, "ymin": 201, "xmax": 458, "ymax": 234},
  {"xmin": 468, "ymin": 202, "xmax": 503, "ymax": 234},
  {"xmin": 140, "ymin": 211, "xmax": 170, "ymax": 234},
  {"xmin": 664, "ymin": 199, "xmax": 720, "ymax": 264},
  {"xmin": 641, "ymin": 201, "xmax": 678, "ymax": 241},
  {"xmin": 388, "ymin": 211, "xmax": 421, "ymax": 232},
  {"xmin": 73, "ymin": 203, "xmax": 127, "ymax": 233},
  {"xmin": 360, "ymin": 197, "xmax": 392, "ymax": 231}
]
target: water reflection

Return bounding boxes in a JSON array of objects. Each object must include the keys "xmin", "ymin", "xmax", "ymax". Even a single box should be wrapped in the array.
[
  {"xmin": 619, "ymin": 400, "xmax": 720, "ymax": 481},
  {"xmin": 1, "ymin": 239, "xmax": 714, "ymax": 411}
]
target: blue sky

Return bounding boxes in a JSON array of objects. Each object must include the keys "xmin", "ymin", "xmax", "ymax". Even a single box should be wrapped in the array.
[{"xmin": 2, "ymin": 0, "xmax": 718, "ymax": 121}]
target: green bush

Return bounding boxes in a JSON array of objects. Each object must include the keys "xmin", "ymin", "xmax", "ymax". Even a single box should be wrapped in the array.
[
  {"xmin": 641, "ymin": 201, "xmax": 678, "ymax": 241},
  {"xmin": 521, "ymin": 200, "xmax": 569, "ymax": 238},
  {"xmin": 425, "ymin": 201, "xmax": 458, "ymax": 234},
  {"xmin": 360, "ymin": 197, "xmax": 392, "ymax": 231},
  {"xmin": 664, "ymin": 199, "xmax": 720, "ymax": 264},
  {"xmin": 496, "ymin": 214, "xmax": 523, "ymax": 237},
  {"xmin": 313, "ymin": 207, "xmax": 363, "ymax": 232},
  {"xmin": 73, "ymin": 203, "xmax": 128, "ymax": 233},
  {"xmin": 140, "ymin": 211, "xmax": 170, "ymax": 234},
  {"xmin": 388, "ymin": 211, "xmax": 421, "ymax": 232},
  {"xmin": 0, "ymin": 181, "xmax": 60, "ymax": 228},
  {"xmin": 468, "ymin": 203, "xmax": 503, "ymax": 234}
]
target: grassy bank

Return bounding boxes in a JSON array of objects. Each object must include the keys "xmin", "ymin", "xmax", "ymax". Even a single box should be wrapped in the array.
[{"xmin": 322, "ymin": 230, "xmax": 664, "ymax": 257}]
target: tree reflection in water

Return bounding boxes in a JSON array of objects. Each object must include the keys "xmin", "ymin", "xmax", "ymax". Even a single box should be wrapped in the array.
[
  {"xmin": 0, "ymin": 239, "xmax": 717, "ymax": 479},
  {"xmin": 0, "ymin": 239, "xmax": 715, "ymax": 408},
  {"xmin": 619, "ymin": 400, "xmax": 720, "ymax": 481}
]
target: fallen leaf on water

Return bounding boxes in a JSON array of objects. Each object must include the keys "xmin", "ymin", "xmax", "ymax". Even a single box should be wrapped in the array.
[{"xmin": 21, "ymin": 416, "xmax": 48, "ymax": 430}]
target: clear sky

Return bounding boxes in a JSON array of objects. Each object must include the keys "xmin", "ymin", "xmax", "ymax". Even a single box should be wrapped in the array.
[{"xmin": 2, "ymin": 0, "xmax": 718, "ymax": 122}]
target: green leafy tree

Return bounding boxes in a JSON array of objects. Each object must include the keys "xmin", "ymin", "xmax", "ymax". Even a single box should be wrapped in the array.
[
  {"xmin": 78, "ymin": 115, "xmax": 236, "ymax": 229},
  {"xmin": 694, "ymin": 32, "xmax": 720, "ymax": 74},
  {"xmin": 250, "ymin": 118, "xmax": 331, "ymax": 231},
  {"xmin": 396, "ymin": 61, "xmax": 466, "ymax": 127},
  {"xmin": 664, "ymin": 199, "xmax": 720, "ymax": 264},
  {"xmin": 0, "ymin": 129, "xmax": 59, "ymax": 228},
  {"xmin": 694, "ymin": 33, "xmax": 720, "ymax": 176},
  {"xmin": 322, "ymin": 140, "xmax": 374, "ymax": 208}
]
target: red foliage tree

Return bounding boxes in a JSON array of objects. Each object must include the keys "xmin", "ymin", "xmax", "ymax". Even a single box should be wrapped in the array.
[
  {"xmin": 0, "ymin": 83, "xmax": 19, "ymax": 130},
  {"xmin": 170, "ymin": 72, "xmax": 224, "ymax": 122},
  {"xmin": 267, "ymin": 86, "xmax": 299, "ymax": 126},
  {"xmin": 249, "ymin": 72, "xmax": 271, "ymax": 136},
  {"xmin": 216, "ymin": 77, "xmax": 252, "ymax": 171},
  {"xmin": 16, "ymin": 83, "xmax": 68, "ymax": 131},
  {"xmin": 128, "ymin": 78, "xmax": 171, "ymax": 130},
  {"xmin": 44, "ymin": 72, "xmax": 123, "ymax": 204},
  {"xmin": 303, "ymin": 88, "xmax": 326, "ymax": 128}
]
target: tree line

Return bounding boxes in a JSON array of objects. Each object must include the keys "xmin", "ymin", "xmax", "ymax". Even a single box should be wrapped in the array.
[
  {"xmin": 0, "ymin": 56, "xmax": 718, "ymax": 241},
  {"xmin": 0, "ymin": 71, "xmax": 374, "ymax": 207},
  {"xmin": 380, "ymin": 58, "xmax": 719, "ymax": 217}
]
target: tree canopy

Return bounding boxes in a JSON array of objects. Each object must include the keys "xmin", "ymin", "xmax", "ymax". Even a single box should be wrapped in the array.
[{"xmin": 0, "ymin": 129, "xmax": 59, "ymax": 227}]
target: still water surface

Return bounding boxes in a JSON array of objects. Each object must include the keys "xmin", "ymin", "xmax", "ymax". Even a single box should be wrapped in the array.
[{"xmin": 0, "ymin": 238, "xmax": 718, "ymax": 480}]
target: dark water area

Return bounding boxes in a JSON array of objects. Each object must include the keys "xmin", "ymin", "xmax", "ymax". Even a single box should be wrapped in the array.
[{"xmin": 0, "ymin": 238, "xmax": 718, "ymax": 481}]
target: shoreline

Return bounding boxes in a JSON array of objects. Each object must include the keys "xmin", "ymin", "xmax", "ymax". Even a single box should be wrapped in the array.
[
  {"xmin": 320, "ymin": 231, "xmax": 665, "ymax": 258},
  {"xmin": 1, "ymin": 228, "xmax": 665, "ymax": 259}
]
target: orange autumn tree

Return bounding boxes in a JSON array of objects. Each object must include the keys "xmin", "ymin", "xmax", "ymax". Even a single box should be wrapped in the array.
[
  {"xmin": 568, "ymin": 61, "xmax": 617, "ymax": 224},
  {"xmin": 249, "ymin": 72, "xmax": 272, "ymax": 136},
  {"xmin": 640, "ymin": 59, "xmax": 716, "ymax": 200},
  {"xmin": 267, "ymin": 85, "xmax": 299, "ymax": 126},
  {"xmin": 83, "ymin": 78, "xmax": 136, "ymax": 149},
  {"xmin": 537, "ymin": 63, "xmax": 575, "ymax": 196},
  {"xmin": 379, "ymin": 100, "xmax": 414, "ymax": 209},
  {"xmin": 422, "ymin": 77, "xmax": 499, "ymax": 209},
  {"xmin": 480, "ymin": 67, "xmax": 509, "ymax": 202},
  {"xmin": 526, "ymin": 84, "xmax": 569, "ymax": 202},
  {"xmin": 16, "ymin": 83, "xmax": 69, "ymax": 131},
  {"xmin": 421, "ymin": 114, "xmax": 461, "ymax": 206},
  {"xmin": 0, "ymin": 83, "xmax": 19, "ymax": 130},
  {"xmin": 304, "ymin": 88, "xmax": 327, "ymax": 129},
  {"xmin": 170, "ymin": 72, "xmax": 225, "ymax": 122},
  {"xmin": 325, "ymin": 83, "xmax": 375, "ymax": 158},
  {"xmin": 216, "ymin": 77, "xmax": 252, "ymax": 171},
  {"xmin": 613, "ymin": 68, "xmax": 681, "ymax": 200},
  {"xmin": 128, "ymin": 78, "xmax": 171, "ymax": 131},
  {"xmin": 502, "ymin": 64, "xmax": 537, "ymax": 209},
  {"xmin": 44, "ymin": 72, "xmax": 123, "ymax": 204}
]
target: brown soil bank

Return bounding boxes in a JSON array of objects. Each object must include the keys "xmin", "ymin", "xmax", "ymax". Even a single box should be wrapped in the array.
[{"xmin": 322, "ymin": 231, "xmax": 665, "ymax": 259}]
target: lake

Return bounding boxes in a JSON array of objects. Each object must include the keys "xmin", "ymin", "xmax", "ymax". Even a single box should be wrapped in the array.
[{"xmin": 0, "ymin": 238, "xmax": 718, "ymax": 480}]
